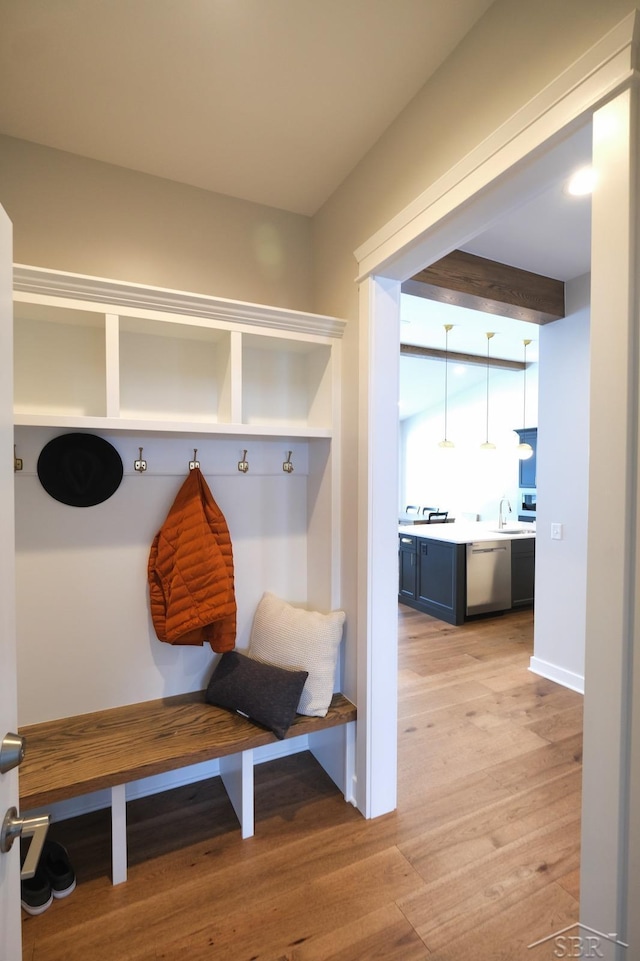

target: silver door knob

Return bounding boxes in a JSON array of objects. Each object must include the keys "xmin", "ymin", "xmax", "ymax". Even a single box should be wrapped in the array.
[
  {"xmin": 1, "ymin": 807, "xmax": 50, "ymax": 879},
  {"xmin": 0, "ymin": 732, "xmax": 26, "ymax": 774}
]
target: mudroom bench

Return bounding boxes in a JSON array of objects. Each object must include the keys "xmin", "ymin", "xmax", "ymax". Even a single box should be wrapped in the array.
[{"xmin": 18, "ymin": 691, "xmax": 357, "ymax": 884}]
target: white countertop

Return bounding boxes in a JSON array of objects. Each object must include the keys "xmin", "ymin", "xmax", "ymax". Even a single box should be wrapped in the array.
[{"xmin": 398, "ymin": 520, "xmax": 536, "ymax": 545}]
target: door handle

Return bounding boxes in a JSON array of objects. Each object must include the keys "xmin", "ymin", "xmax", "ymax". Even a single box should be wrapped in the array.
[
  {"xmin": 1, "ymin": 807, "xmax": 50, "ymax": 879},
  {"xmin": 1, "ymin": 731, "xmax": 51, "ymax": 879},
  {"xmin": 0, "ymin": 732, "xmax": 26, "ymax": 774}
]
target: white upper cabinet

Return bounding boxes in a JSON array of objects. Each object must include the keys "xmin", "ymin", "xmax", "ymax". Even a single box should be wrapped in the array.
[{"xmin": 12, "ymin": 266, "xmax": 344, "ymax": 437}]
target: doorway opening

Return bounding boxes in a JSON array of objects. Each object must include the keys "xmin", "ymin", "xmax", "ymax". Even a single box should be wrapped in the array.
[{"xmin": 356, "ymin": 52, "xmax": 639, "ymax": 939}]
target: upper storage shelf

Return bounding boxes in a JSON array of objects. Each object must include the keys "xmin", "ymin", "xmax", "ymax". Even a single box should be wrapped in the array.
[{"xmin": 13, "ymin": 266, "xmax": 345, "ymax": 438}]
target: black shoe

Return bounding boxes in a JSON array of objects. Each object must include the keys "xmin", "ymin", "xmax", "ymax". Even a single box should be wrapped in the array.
[
  {"xmin": 41, "ymin": 840, "xmax": 76, "ymax": 899},
  {"xmin": 21, "ymin": 866, "xmax": 53, "ymax": 915}
]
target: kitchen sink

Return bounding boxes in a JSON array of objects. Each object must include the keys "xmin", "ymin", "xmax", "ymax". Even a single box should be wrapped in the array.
[{"xmin": 489, "ymin": 528, "xmax": 533, "ymax": 535}]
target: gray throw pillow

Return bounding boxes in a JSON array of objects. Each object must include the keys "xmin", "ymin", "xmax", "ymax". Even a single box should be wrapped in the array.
[{"xmin": 205, "ymin": 650, "xmax": 308, "ymax": 739}]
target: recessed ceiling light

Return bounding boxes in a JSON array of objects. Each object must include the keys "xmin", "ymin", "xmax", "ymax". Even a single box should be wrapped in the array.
[{"xmin": 566, "ymin": 166, "xmax": 596, "ymax": 196}]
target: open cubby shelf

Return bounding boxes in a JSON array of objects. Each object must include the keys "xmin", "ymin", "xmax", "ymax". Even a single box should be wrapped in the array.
[{"xmin": 13, "ymin": 279, "xmax": 343, "ymax": 439}]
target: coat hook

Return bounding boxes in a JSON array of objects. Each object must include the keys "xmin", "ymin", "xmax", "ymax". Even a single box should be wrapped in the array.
[
  {"xmin": 238, "ymin": 450, "xmax": 249, "ymax": 473},
  {"xmin": 189, "ymin": 449, "xmax": 200, "ymax": 471},
  {"xmin": 134, "ymin": 447, "xmax": 147, "ymax": 473},
  {"xmin": 283, "ymin": 451, "xmax": 294, "ymax": 473},
  {"xmin": 14, "ymin": 446, "xmax": 23, "ymax": 472}
]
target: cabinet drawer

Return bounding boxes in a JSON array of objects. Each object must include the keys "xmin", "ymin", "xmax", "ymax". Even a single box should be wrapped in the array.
[
  {"xmin": 398, "ymin": 535, "xmax": 417, "ymax": 552},
  {"xmin": 511, "ymin": 537, "xmax": 535, "ymax": 555}
]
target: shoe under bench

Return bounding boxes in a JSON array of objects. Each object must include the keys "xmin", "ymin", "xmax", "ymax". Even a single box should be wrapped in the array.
[{"xmin": 18, "ymin": 691, "xmax": 357, "ymax": 885}]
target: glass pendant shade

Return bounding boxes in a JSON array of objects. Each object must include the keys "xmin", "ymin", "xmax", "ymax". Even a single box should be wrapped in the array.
[
  {"xmin": 438, "ymin": 323, "xmax": 454, "ymax": 449},
  {"xmin": 517, "ymin": 442, "xmax": 534, "ymax": 459}
]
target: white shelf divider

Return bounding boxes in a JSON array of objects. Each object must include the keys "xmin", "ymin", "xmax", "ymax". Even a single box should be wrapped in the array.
[
  {"xmin": 105, "ymin": 313, "xmax": 120, "ymax": 419},
  {"xmin": 229, "ymin": 330, "xmax": 243, "ymax": 425}
]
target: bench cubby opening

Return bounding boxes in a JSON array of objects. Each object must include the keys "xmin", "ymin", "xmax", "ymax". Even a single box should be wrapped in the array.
[{"xmin": 19, "ymin": 692, "xmax": 356, "ymax": 884}]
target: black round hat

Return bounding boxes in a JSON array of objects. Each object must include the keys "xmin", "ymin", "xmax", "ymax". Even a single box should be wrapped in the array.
[{"xmin": 37, "ymin": 433, "xmax": 124, "ymax": 507}]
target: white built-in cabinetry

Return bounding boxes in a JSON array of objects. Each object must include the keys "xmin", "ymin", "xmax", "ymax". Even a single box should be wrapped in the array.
[
  {"xmin": 13, "ymin": 267, "xmax": 341, "ymax": 436},
  {"xmin": 12, "ymin": 266, "xmax": 345, "ymax": 791}
]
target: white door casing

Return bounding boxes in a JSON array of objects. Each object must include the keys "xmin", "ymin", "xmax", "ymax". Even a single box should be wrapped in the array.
[
  {"xmin": 355, "ymin": 12, "xmax": 640, "ymax": 956},
  {"xmin": 581, "ymin": 86, "xmax": 638, "ymax": 952},
  {"xmin": 0, "ymin": 206, "xmax": 21, "ymax": 958},
  {"xmin": 356, "ymin": 276, "xmax": 400, "ymax": 817}
]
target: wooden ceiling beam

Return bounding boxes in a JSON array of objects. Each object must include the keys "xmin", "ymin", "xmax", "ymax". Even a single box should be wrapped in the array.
[
  {"xmin": 402, "ymin": 249, "xmax": 564, "ymax": 324},
  {"xmin": 400, "ymin": 343, "xmax": 525, "ymax": 371}
]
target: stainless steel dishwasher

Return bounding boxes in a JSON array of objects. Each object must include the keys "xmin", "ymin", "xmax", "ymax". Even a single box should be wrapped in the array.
[{"xmin": 466, "ymin": 540, "xmax": 512, "ymax": 615}]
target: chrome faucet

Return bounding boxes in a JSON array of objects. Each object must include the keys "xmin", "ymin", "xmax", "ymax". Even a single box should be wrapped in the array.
[{"xmin": 498, "ymin": 496, "xmax": 512, "ymax": 530}]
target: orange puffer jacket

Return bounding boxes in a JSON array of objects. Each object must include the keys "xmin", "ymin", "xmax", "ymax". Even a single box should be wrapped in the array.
[{"xmin": 148, "ymin": 468, "xmax": 236, "ymax": 651}]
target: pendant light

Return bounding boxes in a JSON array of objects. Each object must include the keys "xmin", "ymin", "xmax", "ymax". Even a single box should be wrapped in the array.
[
  {"xmin": 480, "ymin": 331, "xmax": 496, "ymax": 450},
  {"xmin": 438, "ymin": 323, "xmax": 454, "ymax": 448},
  {"xmin": 517, "ymin": 338, "xmax": 534, "ymax": 460}
]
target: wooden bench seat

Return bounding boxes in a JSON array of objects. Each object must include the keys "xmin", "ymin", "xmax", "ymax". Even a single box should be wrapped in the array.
[{"xmin": 19, "ymin": 691, "xmax": 357, "ymax": 884}]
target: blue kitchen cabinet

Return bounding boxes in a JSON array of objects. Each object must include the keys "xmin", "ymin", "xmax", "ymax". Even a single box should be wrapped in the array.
[
  {"xmin": 511, "ymin": 537, "xmax": 535, "ymax": 608},
  {"xmin": 398, "ymin": 534, "xmax": 418, "ymax": 601},
  {"xmin": 398, "ymin": 533, "xmax": 465, "ymax": 625}
]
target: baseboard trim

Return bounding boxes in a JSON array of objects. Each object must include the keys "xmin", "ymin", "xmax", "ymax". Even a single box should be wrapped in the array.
[{"xmin": 529, "ymin": 656, "xmax": 584, "ymax": 694}]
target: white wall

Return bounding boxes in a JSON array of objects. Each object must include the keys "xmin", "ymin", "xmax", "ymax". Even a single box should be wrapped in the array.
[
  {"xmin": 531, "ymin": 273, "xmax": 590, "ymax": 692},
  {"xmin": 400, "ymin": 364, "xmax": 538, "ymax": 523},
  {"xmin": 14, "ymin": 428, "xmax": 314, "ymax": 726}
]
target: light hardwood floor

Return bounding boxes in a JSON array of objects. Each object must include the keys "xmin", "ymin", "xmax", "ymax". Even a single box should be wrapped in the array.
[{"xmin": 22, "ymin": 606, "xmax": 582, "ymax": 961}]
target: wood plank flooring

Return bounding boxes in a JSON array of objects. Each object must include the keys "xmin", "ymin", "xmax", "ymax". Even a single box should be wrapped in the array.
[{"xmin": 22, "ymin": 606, "xmax": 582, "ymax": 961}]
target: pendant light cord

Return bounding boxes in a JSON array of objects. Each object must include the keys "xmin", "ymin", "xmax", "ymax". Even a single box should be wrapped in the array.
[
  {"xmin": 485, "ymin": 344, "xmax": 490, "ymax": 442},
  {"xmin": 522, "ymin": 338, "xmax": 531, "ymax": 429},
  {"xmin": 443, "ymin": 324, "xmax": 451, "ymax": 441},
  {"xmin": 439, "ymin": 324, "xmax": 454, "ymax": 448},
  {"xmin": 485, "ymin": 332, "xmax": 494, "ymax": 444}
]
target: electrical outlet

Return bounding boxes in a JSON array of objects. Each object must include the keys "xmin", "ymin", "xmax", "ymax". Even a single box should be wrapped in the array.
[{"xmin": 551, "ymin": 523, "xmax": 563, "ymax": 540}]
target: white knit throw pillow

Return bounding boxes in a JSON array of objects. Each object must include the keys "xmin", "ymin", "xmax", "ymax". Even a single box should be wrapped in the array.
[{"xmin": 248, "ymin": 592, "xmax": 345, "ymax": 717}]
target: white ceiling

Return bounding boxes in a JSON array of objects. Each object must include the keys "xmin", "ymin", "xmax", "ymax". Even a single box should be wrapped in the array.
[
  {"xmin": 399, "ymin": 123, "xmax": 593, "ymax": 419},
  {"xmin": 462, "ymin": 123, "xmax": 593, "ymax": 282},
  {"xmin": 0, "ymin": 0, "xmax": 495, "ymax": 216}
]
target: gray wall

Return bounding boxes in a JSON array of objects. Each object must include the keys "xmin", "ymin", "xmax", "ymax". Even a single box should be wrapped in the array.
[{"xmin": 0, "ymin": 135, "xmax": 314, "ymax": 312}]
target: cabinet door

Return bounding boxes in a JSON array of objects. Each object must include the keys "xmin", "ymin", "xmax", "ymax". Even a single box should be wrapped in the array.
[
  {"xmin": 511, "ymin": 539, "xmax": 535, "ymax": 607},
  {"xmin": 417, "ymin": 539, "xmax": 465, "ymax": 623},
  {"xmin": 398, "ymin": 536, "xmax": 417, "ymax": 600}
]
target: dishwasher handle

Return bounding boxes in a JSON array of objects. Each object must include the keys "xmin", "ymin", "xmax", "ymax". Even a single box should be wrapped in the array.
[{"xmin": 469, "ymin": 544, "xmax": 509, "ymax": 553}]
